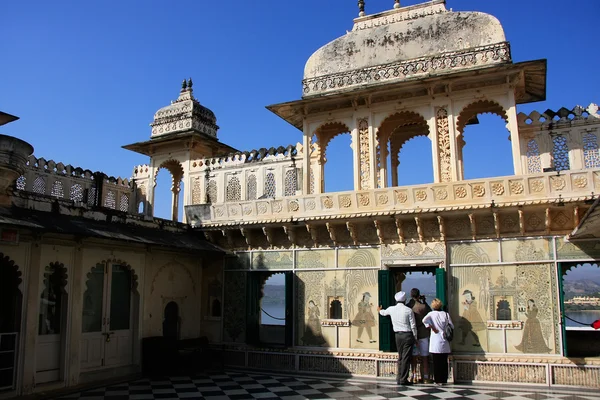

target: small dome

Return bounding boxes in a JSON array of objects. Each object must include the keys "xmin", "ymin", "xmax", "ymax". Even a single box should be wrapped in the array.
[
  {"xmin": 303, "ymin": 1, "xmax": 509, "ymax": 97},
  {"xmin": 151, "ymin": 80, "xmax": 219, "ymax": 138}
]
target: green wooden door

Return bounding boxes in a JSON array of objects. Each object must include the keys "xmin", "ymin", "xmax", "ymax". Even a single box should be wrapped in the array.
[
  {"xmin": 557, "ymin": 263, "xmax": 568, "ymax": 357},
  {"xmin": 284, "ymin": 271, "xmax": 294, "ymax": 347},
  {"xmin": 378, "ymin": 270, "xmax": 396, "ymax": 352},
  {"xmin": 435, "ymin": 267, "xmax": 447, "ymax": 311},
  {"xmin": 246, "ymin": 272, "xmax": 260, "ymax": 345}
]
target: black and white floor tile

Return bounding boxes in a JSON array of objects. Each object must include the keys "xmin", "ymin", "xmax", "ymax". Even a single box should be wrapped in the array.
[{"xmin": 56, "ymin": 371, "xmax": 600, "ymax": 400}]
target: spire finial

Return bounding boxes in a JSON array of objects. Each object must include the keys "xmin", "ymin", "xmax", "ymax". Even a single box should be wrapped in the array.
[
  {"xmin": 394, "ymin": 0, "xmax": 400, "ymax": 9},
  {"xmin": 181, "ymin": 79, "xmax": 187, "ymax": 90},
  {"xmin": 187, "ymin": 78, "xmax": 193, "ymax": 89},
  {"xmin": 358, "ymin": 0, "xmax": 365, "ymax": 16}
]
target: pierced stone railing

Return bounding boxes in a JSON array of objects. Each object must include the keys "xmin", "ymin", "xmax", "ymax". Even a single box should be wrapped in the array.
[
  {"xmin": 517, "ymin": 103, "xmax": 599, "ymax": 128},
  {"xmin": 16, "ymin": 155, "xmax": 136, "ymax": 213},
  {"xmin": 187, "ymin": 169, "xmax": 599, "ymax": 226},
  {"xmin": 189, "ymin": 143, "xmax": 302, "ymax": 172}
]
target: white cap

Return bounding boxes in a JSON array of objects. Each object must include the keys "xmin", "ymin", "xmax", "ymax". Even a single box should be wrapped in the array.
[{"xmin": 395, "ymin": 291, "xmax": 406, "ymax": 302}]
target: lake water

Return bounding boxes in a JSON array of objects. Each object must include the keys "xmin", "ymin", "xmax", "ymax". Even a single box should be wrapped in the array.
[
  {"xmin": 261, "ymin": 303, "xmax": 286, "ymax": 325},
  {"xmin": 565, "ymin": 310, "xmax": 600, "ymax": 327}
]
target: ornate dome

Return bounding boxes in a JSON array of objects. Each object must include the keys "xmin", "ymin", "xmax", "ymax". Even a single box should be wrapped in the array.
[
  {"xmin": 302, "ymin": 0, "xmax": 510, "ymax": 97},
  {"xmin": 151, "ymin": 79, "xmax": 219, "ymax": 138}
]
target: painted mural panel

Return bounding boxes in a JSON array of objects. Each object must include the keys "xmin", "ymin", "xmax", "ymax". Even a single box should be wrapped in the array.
[
  {"xmin": 501, "ymin": 238, "xmax": 553, "ymax": 262},
  {"xmin": 338, "ymin": 248, "xmax": 380, "ymax": 268},
  {"xmin": 296, "ymin": 249, "xmax": 335, "ymax": 269},
  {"xmin": 296, "ymin": 269, "xmax": 379, "ymax": 350},
  {"xmin": 225, "ymin": 253, "xmax": 250, "ymax": 270},
  {"xmin": 449, "ymin": 241, "xmax": 499, "ymax": 265},
  {"xmin": 252, "ymin": 251, "xmax": 293, "ymax": 270},
  {"xmin": 223, "ymin": 272, "xmax": 246, "ymax": 343},
  {"xmin": 556, "ymin": 238, "xmax": 600, "ymax": 260},
  {"xmin": 451, "ymin": 263, "xmax": 558, "ymax": 354},
  {"xmin": 381, "ymin": 242, "xmax": 445, "ymax": 261}
]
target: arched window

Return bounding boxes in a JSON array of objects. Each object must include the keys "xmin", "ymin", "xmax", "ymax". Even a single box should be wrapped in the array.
[
  {"xmin": 70, "ymin": 183, "xmax": 83, "ymax": 202},
  {"xmin": 329, "ymin": 299, "xmax": 343, "ymax": 319},
  {"xmin": 206, "ymin": 179, "xmax": 217, "ymax": 203},
  {"xmin": 15, "ymin": 175, "xmax": 26, "ymax": 191},
  {"xmin": 51, "ymin": 181, "xmax": 64, "ymax": 198}
]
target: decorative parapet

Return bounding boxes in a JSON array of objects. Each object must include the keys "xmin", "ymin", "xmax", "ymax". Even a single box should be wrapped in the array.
[
  {"xmin": 302, "ymin": 42, "xmax": 511, "ymax": 97},
  {"xmin": 517, "ymin": 103, "xmax": 599, "ymax": 129},
  {"xmin": 187, "ymin": 169, "xmax": 599, "ymax": 227},
  {"xmin": 16, "ymin": 155, "xmax": 135, "ymax": 213},
  {"xmin": 352, "ymin": 0, "xmax": 447, "ymax": 31},
  {"xmin": 189, "ymin": 144, "xmax": 302, "ymax": 172}
]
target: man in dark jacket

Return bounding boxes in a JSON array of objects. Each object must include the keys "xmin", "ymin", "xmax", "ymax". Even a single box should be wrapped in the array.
[{"xmin": 407, "ymin": 288, "xmax": 432, "ymax": 383}]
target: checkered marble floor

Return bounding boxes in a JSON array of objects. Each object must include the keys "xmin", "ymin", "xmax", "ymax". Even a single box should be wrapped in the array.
[{"xmin": 56, "ymin": 371, "xmax": 600, "ymax": 400}]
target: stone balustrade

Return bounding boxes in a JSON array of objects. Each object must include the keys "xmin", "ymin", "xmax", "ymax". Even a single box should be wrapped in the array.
[
  {"xmin": 517, "ymin": 103, "xmax": 599, "ymax": 128},
  {"xmin": 16, "ymin": 155, "xmax": 136, "ymax": 213},
  {"xmin": 188, "ymin": 169, "xmax": 599, "ymax": 227}
]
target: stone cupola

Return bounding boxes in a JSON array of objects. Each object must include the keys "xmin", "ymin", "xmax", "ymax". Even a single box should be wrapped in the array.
[
  {"xmin": 150, "ymin": 78, "xmax": 219, "ymax": 139},
  {"xmin": 303, "ymin": 0, "xmax": 511, "ymax": 97}
]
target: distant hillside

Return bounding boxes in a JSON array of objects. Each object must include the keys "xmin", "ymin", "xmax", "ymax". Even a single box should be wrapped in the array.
[
  {"xmin": 564, "ymin": 279, "xmax": 600, "ymax": 300},
  {"xmin": 263, "ymin": 284, "xmax": 285, "ymax": 305}
]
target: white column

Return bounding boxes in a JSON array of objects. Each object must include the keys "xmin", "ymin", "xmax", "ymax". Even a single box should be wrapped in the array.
[
  {"xmin": 506, "ymin": 90, "xmax": 523, "ymax": 175},
  {"xmin": 448, "ymin": 102, "xmax": 462, "ymax": 181},
  {"xmin": 302, "ymin": 120, "xmax": 311, "ymax": 195}
]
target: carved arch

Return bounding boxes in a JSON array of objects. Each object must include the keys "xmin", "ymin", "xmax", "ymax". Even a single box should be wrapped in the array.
[
  {"xmin": 85, "ymin": 258, "xmax": 139, "ymax": 292},
  {"xmin": 456, "ymin": 99, "xmax": 509, "ymax": 136},
  {"xmin": 313, "ymin": 122, "xmax": 351, "ymax": 163},
  {"xmin": 150, "ymin": 261, "xmax": 196, "ymax": 294},
  {"xmin": 154, "ymin": 159, "xmax": 185, "ymax": 193},
  {"xmin": 0, "ymin": 252, "xmax": 23, "ymax": 333}
]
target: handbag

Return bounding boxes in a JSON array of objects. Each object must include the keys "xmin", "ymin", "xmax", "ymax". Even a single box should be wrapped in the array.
[{"xmin": 443, "ymin": 312, "xmax": 454, "ymax": 342}]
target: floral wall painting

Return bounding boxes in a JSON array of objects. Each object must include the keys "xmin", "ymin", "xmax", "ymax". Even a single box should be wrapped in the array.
[
  {"xmin": 352, "ymin": 292, "xmax": 377, "ymax": 344},
  {"xmin": 301, "ymin": 300, "xmax": 326, "ymax": 346},
  {"xmin": 515, "ymin": 299, "xmax": 551, "ymax": 353}
]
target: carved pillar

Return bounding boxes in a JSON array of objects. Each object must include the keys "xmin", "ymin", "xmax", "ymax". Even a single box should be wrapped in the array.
[
  {"xmin": 356, "ymin": 117, "xmax": 373, "ymax": 190},
  {"xmin": 507, "ymin": 90, "xmax": 523, "ymax": 175},
  {"xmin": 433, "ymin": 107, "xmax": 453, "ymax": 183},
  {"xmin": 447, "ymin": 104, "xmax": 462, "ymax": 181},
  {"xmin": 391, "ymin": 157, "xmax": 399, "ymax": 187},
  {"xmin": 302, "ymin": 119, "xmax": 311, "ymax": 195},
  {"xmin": 146, "ymin": 163, "xmax": 157, "ymax": 217},
  {"xmin": 377, "ymin": 125, "xmax": 389, "ymax": 189}
]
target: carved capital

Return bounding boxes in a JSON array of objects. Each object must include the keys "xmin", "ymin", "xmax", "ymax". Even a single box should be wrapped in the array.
[
  {"xmin": 414, "ymin": 216, "xmax": 424, "ymax": 242},
  {"xmin": 283, "ymin": 225, "xmax": 297, "ymax": 246},
  {"xmin": 374, "ymin": 220, "xmax": 384, "ymax": 244},
  {"xmin": 326, "ymin": 223, "xmax": 338, "ymax": 246},
  {"xmin": 468, "ymin": 213, "xmax": 477, "ymax": 240},
  {"xmin": 394, "ymin": 217, "xmax": 405, "ymax": 243}
]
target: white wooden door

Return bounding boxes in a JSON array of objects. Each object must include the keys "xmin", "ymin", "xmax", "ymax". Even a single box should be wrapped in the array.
[{"xmin": 80, "ymin": 264, "xmax": 132, "ymax": 371}]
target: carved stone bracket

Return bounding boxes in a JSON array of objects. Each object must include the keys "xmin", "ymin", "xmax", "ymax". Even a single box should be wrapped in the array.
[
  {"xmin": 437, "ymin": 215, "xmax": 445, "ymax": 241},
  {"xmin": 394, "ymin": 217, "xmax": 404, "ymax": 242},
  {"xmin": 414, "ymin": 216, "xmax": 424, "ymax": 242},
  {"xmin": 240, "ymin": 228, "xmax": 251, "ymax": 248},
  {"xmin": 545, "ymin": 207, "xmax": 551, "ymax": 234},
  {"xmin": 346, "ymin": 222, "xmax": 359, "ymax": 245},
  {"xmin": 283, "ymin": 225, "xmax": 297, "ymax": 246},
  {"xmin": 374, "ymin": 220, "xmax": 384, "ymax": 244},
  {"xmin": 262, "ymin": 227, "xmax": 274, "ymax": 248},
  {"xmin": 326, "ymin": 223, "xmax": 338, "ymax": 246},
  {"xmin": 518, "ymin": 209, "xmax": 525, "ymax": 235},
  {"xmin": 221, "ymin": 230, "xmax": 234, "ymax": 248},
  {"xmin": 468, "ymin": 213, "xmax": 477, "ymax": 240},
  {"xmin": 306, "ymin": 224, "xmax": 319, "ymax": 247},
  {"xmin": 493, "ymin": 211, "xmax": 500, "ymax": 239},
  {"xmin": 574, "ymin": 206, "xmax": 580, "ymax": 228}
]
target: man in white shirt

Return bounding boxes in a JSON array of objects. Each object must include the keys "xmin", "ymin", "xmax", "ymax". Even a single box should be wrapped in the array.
[{"xmin": 378, "ymin": 291, "xmax": 417, "ymax": 385}]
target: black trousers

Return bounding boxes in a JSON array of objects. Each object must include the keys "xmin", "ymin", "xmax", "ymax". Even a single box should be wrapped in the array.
[
  {"xmin": 394, "ymin": 332, "xmax": 414, "ymax": 383},
  {"xmin": 432, "ymin": 353, "xmax": 449, "ymax": 384}
]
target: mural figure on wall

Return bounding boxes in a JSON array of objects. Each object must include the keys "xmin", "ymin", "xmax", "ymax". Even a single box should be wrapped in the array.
[
  {"xmin": 515, "ymin": 299, "xmax": 551, "ymax": 353},
  {"xmin": 352, "ymin": 292, "xmax": 377, "ymax": 343},
  {"xmin": 459, "ymin": 290, "xmax": 484, "ymax": 346},
  {"xmin": 301, "ymin": 300, "xmax": 326, "ymax": 346}
]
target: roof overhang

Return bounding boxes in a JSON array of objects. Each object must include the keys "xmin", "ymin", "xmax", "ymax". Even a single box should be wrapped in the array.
[
  {"xmin": 0, "ymin": 111, "xmax": 19, "ymax": 126},
  {"xmin": 122, "ymin": 130, "xmax": 238, "ymax": 157},
  {"xmin": 568, "ymin": 197, "xmax": 600, "ymax": 240},
  {"xmin": 267, "ymin": 59, "xmax": 547, "ymax": 130}
]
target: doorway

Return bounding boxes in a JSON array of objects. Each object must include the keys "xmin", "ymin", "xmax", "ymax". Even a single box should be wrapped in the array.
[
  {"xmin": 246, "ymin": 271, "xmax": 293, "ymax": 346},
  {"xmin": 36, "ymin": 263, "xmax": 68, "ymax": 384},
  {"xmin": 163, "ymin": 302, "xmax": 179, "ymax": 340},
  {"xmin": 0, "ymin": 253, "xmax": 22, "ymax": 391},
  {"xmin": 378, "ymin": 266, "xmax": 447, "ymax": 352},
  {"xmin": 80, "ymin": 263, "xmax": 137, "ymax": 370}
]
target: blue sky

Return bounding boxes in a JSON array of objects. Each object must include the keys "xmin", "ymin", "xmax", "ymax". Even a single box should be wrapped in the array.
[{"xmin": 1, "ymin": 0, "xmax": 598, "ymax": 219}]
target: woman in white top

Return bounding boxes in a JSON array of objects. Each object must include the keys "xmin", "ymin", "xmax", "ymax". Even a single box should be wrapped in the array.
[{"xmin": 422, "ymin": 298, "xmax": 454, "ymax": 385}]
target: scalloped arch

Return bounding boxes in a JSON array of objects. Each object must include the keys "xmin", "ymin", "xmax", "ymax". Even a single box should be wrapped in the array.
[
  {"xmin": 377, "ymin": 110, "xmax": 429, "ymax": 144},
  {"xmin": 390, "ymin": 133, "xmax": 432, "ymax": 163},
  {"xmin": 313, "ymin": 121, "xmax": 351, "ymax": 163},
  {"xmin": 456, "ymin": 99, "xmax": 508, "ymax": 135},
  {"xmin": 154, "ymin": 159, "xmax": 185, "ymax": 192},
  {"xmin": 85, "ymin": 258, "xmax": 139, "ymax": 292},
  {"xmin": 560, "ymin": 262, "xmax": 599, "ymax": 278}
]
